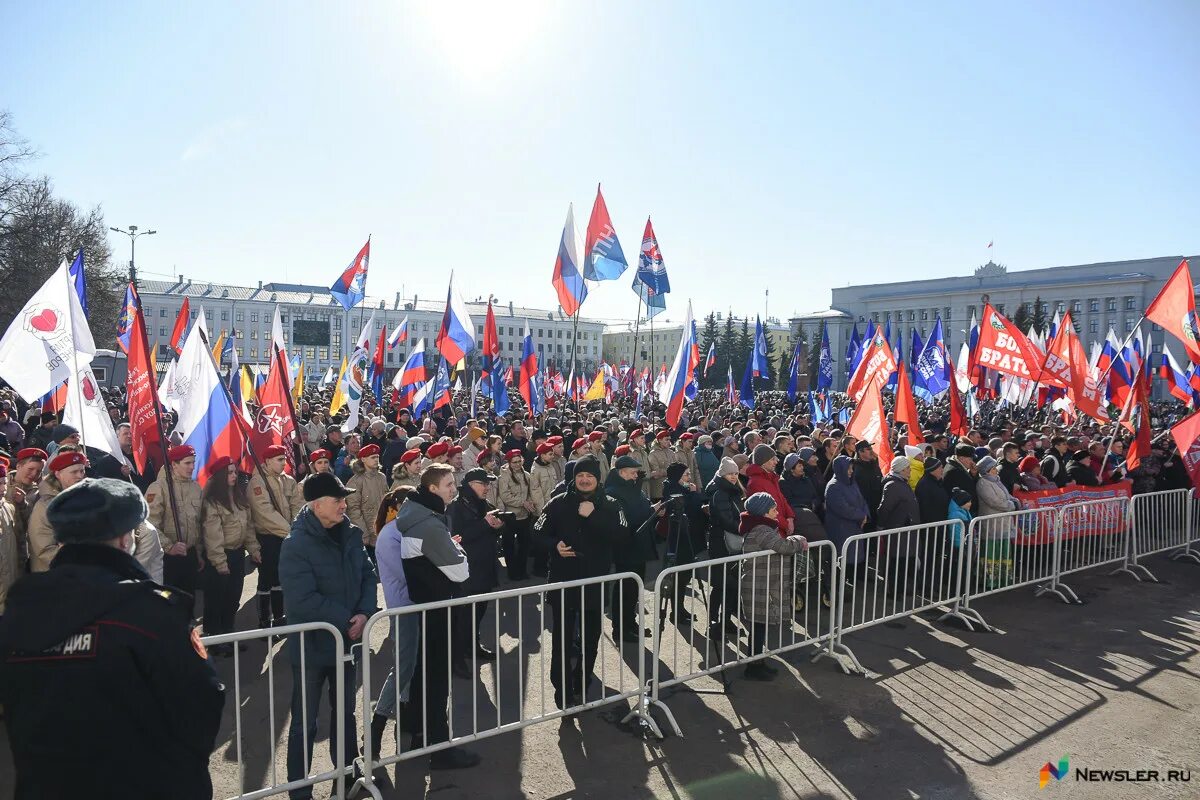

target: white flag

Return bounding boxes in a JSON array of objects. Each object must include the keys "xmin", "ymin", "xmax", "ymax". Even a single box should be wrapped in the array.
[
  {"xmin": 63, "ymin": 365, "xmax": 128, "ymax": 466},
  {"xmin": 160, "ymin": 316, "xmax": 207, "ymax": 413},
  {"xmin": 319, "ymin": 366, "xmax": 335, "ymax": 389},
  {"xmin": 271, "ymin": 305, "xmax": 291, "ymax": 386},
  {"xmin": 0, "ymin": 260, "xmax": 97, "ymax": 401}
]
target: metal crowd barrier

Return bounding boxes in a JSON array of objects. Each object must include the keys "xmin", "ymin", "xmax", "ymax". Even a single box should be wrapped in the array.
[
  {"xmin": 1042, "ymin": 496, "xmax": 1139, "ymax": 602},
  {"xmin": 1129, "ymin": 489, "xmax": 1200, "ymax": 579},
  {"xmin": 827, "ymin": 520, "xmax": 974, "ymax": 674},
  {"xmin": 354, "ymin": 572, "xmax": 662, "ymax": 798},
  {"xmin": 953, "ymin": 507, "xmax": 1069, "ymax": 611},
  {"xmin": 202, "ymin": 622, "xmax": 350, "ymax": 800},
  {"xmin": 648, "ymin": 541, "xmax": 840, "ymax": 723}
]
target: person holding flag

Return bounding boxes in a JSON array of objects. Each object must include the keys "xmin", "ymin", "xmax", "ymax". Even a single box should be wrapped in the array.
[
  {"xmin": 247, "ymin": 444, "xmax": 305, "ymax": 628},
  {"xmin": 146, "ymin": 445, "xmax": 205, "ymax": 595}
]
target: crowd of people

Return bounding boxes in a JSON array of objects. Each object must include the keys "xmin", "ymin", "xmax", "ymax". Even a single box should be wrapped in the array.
[{"xmin": 0, "ymin": 378, "xmax": 1193, "ymax": 798}]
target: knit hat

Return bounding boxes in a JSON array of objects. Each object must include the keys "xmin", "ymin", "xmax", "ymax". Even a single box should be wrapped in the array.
[
  {"xmin": 903, "ymin": 445, "xmax": 923, "ymax": 460},
  {"xmin": 51, "ymin": 424, "xmax": 79, "ymax": 443},
  {"xmin": 977, "ymin": 455, "xmax": 998, "ymax": 475},
  {"xmin": 47, "ymin": 478, "xmax": 148, "ymax": 544},
  {"xmin": 925, "ymin": 458, "xmax": 944, "ymax": 473},
  {"xmin": 573, "ymin": 454, "xmax": 603, "ymax": 482},
  {"xmin": 752, "ymin": 444, "xmax": 777, "ymax": 466},
  {"xmin": 718, "ymin": 457, "xmax": 739, "ymax": 477},
  {"xmin": 697, "ymin": 434, "xmax": 713, "ymax": 447},
  {"xmin": 974, "ymin": 446, "xmax": 990, "ymax": 461},
  {"xmin": 666, "ymin": 462, "xmax": 688, "ymax": 483},
  {"xmin": 889, "ymin": 456, "xmax": 910, "ymax": 475},
  {"xmin": 783, "ymin": 453, "xmax": 803, "ymax": 473},
  {"xmin": 797, "ymin": 446, "xmax": 816, "ymax": 462},
  {"xmin": 1019, "ymin": 455, "xmax": 1040, "ymax": 473},
  {"xmin": 950, "ymin": 487, "xmax": 972, "ymax": 507},
  {"xmin": 745, "ymin": 492, "xmax": 776, "ymax": 517}
]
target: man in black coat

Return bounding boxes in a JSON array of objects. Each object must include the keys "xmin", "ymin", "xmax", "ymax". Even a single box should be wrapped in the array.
[
  {"xmin": 533, "ymin": 455, "xmax": 629, "ymax": 708},
  {"xmin": 851, "ymin": 441, "xmax": 884, "ymax": 524},
  {"xmin": 0, "ymin": 478, "xmax": 224, "ymax": 800},
  {"xmin": 603, "ymin": 456, "xmax": 658, "ymax": 643},
  {"xmin": 998, "ymin": 442, "xmax": 1021, "ymax": 494},
  {"xmin": 915, "ymin": 459, "xmax": 950, "ymax": 523},
  {"xmin": 943, "ymin": 444, "xmax": 979, "ymax": 508},
  {"xmin": 1040, "ymin": 436, "xmax": 1071, "ymax": 488}
]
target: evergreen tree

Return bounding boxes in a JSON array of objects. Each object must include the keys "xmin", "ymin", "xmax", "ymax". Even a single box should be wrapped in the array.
[
  {"xmin": 1032, "ymin": 295, "xmax": 1048, "ymax": 337},
  {"xmin": 780, "ymin": 329, "xmax": 802, "ymax": 390},
  {"xmin": 807, "ymin": 321, "xmax": 824, "ymax": 389},
  {"xmin": 735, "ymin": 317, "xmax": 752, "ymax": 384},
  {"xmin": 759, "ymin": 320, "xmax": 779, "ymax": 391},
  {"xmin": 699, "ymin": 312, "xmax": 720, "ymax": 388},
  {"xmin": 1012, "ymin": 301, "xmax": 1032, "ymax": 333},
  {"xmin": 717, "ymin": 314, "xmax": 738, "ymax": 389}
]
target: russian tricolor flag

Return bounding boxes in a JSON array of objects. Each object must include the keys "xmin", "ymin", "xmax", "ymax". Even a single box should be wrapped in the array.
[
  {"xmin": 171, "ymin": 316, "xmax": 242, "ymax": 486},
  {"xmin": 435, "ymin": 275, "xmax": 475, "ymax": 365},
  {"xmin": 1159, "ymin": 342, "xmax": 1194, "ymax": 404},
  {"xmin": 330, "ymin": 238, "xmax": 371, "ymax": 311},
  {"xmin": 388, "ymin": 316, "xmax": 408, "ymax": 349},
  {"xmin": 519, "ymin": 321, "xmax": 542, "ymax": 417},
  {"xmin": 664, "ymin": 302, "xmax": 700, "ymax": 427},
  {"xmin": 551, "ymin": 203, "xmax": 587, "ymax": 317},
  {"xmin": 397, "ymin": 338, "xmax": 427, "ymax": 390}
]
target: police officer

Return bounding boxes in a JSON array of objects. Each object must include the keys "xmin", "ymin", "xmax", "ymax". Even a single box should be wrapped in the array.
[
  {"xmin": 0, "ymin": 478, "xmax": 225, "ymax": 799},
  {"xmin": 248, "ymin": 444, "xmax": 305, "ymax": 627}
]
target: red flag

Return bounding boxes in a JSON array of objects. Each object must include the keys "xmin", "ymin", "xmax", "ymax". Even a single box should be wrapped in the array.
[
  {"xmin": 1145, "ymin": 259, "xmax": 1200, "ymax": 365},
  {"xmin": 1170, "ymin": 411, "xmax": 1200, "ymax": 490},
  {"xmin": 846, "ymin": 381, "xmax": 893, "ymax": 467},
  {"xmin": 948, "ymin": 385, "xmax": 969, "ymax": 437},
  {"xmin": 846, "ymin": 329, "xmax": 897, "ymax": 403},
  {"xmin": 481, "ymin": 298, "xmax": 500, "ymax": 385},
  {"xmin": 248, "ymin": 348, "xmax": 298, "ymax": 474},
  {"xmin": 893, "ymin": 362, "xmax": 923, "ymax": 447},
  {"xmin": 371, "ymin": 324, "xmax": 387, "ymax": 396},
  {"xmin": 169, "ymin": 297, "xmax": 190, "ymax": 355},
  {"xmin": 1037, "ymin": 312, "xmax": 1108, "ymax": 422},
  {"xmin": 969, "ymin": 303, "xmax": 1049, "ymax": 384},
  {"xmin": 1120, "ymin": 372, "xmax": 1152, "ymax": 473},
  {"xmin": 124, "ymin": 284, "xmax": 167, "ymax": 476}
]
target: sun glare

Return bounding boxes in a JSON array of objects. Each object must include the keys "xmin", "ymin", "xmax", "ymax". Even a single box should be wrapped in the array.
[{"xmin": 410, "ymin": 0, "xmax": 555, "ymax": 82}]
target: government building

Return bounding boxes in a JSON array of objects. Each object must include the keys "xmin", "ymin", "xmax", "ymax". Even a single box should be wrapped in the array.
[
  {"xmin": 791, "ymin": 255, "xmax": 1198, "ymax": 394},
  {"xmin": 135, "ymin": 277, "xmax": 606, "ymax": 383}
]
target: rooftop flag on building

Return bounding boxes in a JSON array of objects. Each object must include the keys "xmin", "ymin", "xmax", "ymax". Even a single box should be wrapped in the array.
[
  {"xmin": 583, "ymin": 184, "xmax": 628, "ymax": 281},
  {"xmin": 0, "ymin": 258, "xmax": 98, "ymax": 402},
  {"xmin": 435, "ymin": 274, "xmax": 475, "ymax": 365},
  {"xmin": 633, "ymin": 217, "xmax": 669, "ymax": 319},
  {"xmin": 329, "ymin": 237, "xmax": 371, "ymax": 311},
  {"xmin": 552, "ymin": 203, "xmax": 587, "ymax": 317}
]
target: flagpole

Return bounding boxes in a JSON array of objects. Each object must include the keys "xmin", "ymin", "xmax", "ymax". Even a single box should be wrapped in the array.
[
  {"xmin": 64, "ymin": 262, "xmax": 88, "ymax": 453},
  {"xmin": 630, "ymin": 292, "xmax": 643, "ymax": 394}
]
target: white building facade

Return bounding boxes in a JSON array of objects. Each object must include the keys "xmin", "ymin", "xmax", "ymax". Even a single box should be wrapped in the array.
[
  {"xmin": 137, "ymin": 277, "xmax": 606, "ymax": 383},
  {"xmin": 790, "ymin": 255, "xmax": 1198, "ymax": 396}
]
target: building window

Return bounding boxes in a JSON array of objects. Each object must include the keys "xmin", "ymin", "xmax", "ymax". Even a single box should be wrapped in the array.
[
  {"xmin": 1039, "ymin": 302, "xmax": 1048, "ymax": 315},
  {"xmin": 1152, "ymin": 322, "xmax": 1163, "ymax": 332},
  {"xmin": 871, "ymin": 312, "xmax": 879, "ymax": 323},
  {"xmin": 190, "ymin": 310, "xmax": 197, "ymax": 320},
  {"xmin": 883, "ymin": 311, "xmax": 891, "ymax": 322},
  {"xmin": 221, "ymin": 311, "xmax": 229, "ymax": 321},
  {"xmin": 1125, "ymin": 296, "xmax": 1135, "ymax": 310},
  {"xmin": 236, "ymin": 329, "xmax": 244, "ymax": 339},
  {"xmin": 1106, "ymin": 298, "xmax": 1116, "ymax": 312},
  {"xmin": 281, "ymin": 315, "xmax": 288, "ymax": 323},
  {"xmin": 477, "ymin": 325, "xmax": 483, "ymax": 336},
  {"xmin": 250, "ymin": 330, "xmax": 258, "ymax": 340},
  {"xmin": 1089, "ymin": 320, "xmax": 1098, "ymax": 335},
  {"xmin": 236, "ymin": 311, "xmax": 244, "ymax": 322},
  {"xmin": 306, "ymin": 347, "xmax": 315, "ymax": 359},
  {"xmin": 250, "ymin": 348, "xmax": 257, "ymax": 359},
  {"xmin": 1125, "ymin": 318, "xmax": 1134, "ymax": 333},
  {"xmin": 1088, "ymin": 299, "xmax": 1099, "ymax": 313},
  {"xmin": 967, "ymin": 305, "xmax": 976, "ymax": 320},
  {"xmin": 319, "ymin": 347, "xmax": 328, "ymax": 360},
  {"xmin": 160, "ymin": 308, "xmax": 167, "ymax": 317},
  {"xmin": 250, "ymin": 312, "xmax": 259, "ymax": 323},
  {"xmin": 943, "ymin": 307, "xmax": 951, "ymax": 321},
  {"xmin": 996, "ymin": 304, "xmax": 1005, "ymax": 314},
  {"xmin": 920, "ymin": 310, "xmax": 929, "ymax": 321},
  {"xmin": 159, "ymin": 326, "xmax": 166, "ymax": 337},
  {"xmin": 1152, "ymin": 342, "xmax": 1162, "ymax": 354},
  {"xmin": 1056, "ymin": 301, "xmax": 1065, "ymax": 314},
  {"xmin": 1071, "ymin": 300, "xmax": 1080, "ymax": 314}
]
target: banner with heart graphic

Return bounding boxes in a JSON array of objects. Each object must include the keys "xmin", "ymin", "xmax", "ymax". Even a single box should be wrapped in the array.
[{"xmin": 0, "ymin": 259, "xmax": 96, "ymax": 401}]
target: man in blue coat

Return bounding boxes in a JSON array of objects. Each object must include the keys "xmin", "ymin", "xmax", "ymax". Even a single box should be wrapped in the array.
[{"xmin": 279, "ymin": 472, "xmax": 378, "ymax": 800}]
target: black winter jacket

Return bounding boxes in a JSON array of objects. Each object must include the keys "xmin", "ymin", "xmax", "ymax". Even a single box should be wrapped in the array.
[
  {"xmin": 534, "ymin": 487, "xmax": 629, "ymax": 601},
  {"xmin": 0, "ymin": 544, "xmax": 224, "ymax": 800},
  {"xmin": 915, "ymin": 473, "xmax": 950, "ymax": 524},
  {"xmin": 704, "ymin": 475, "xmax": 745, "ymax": 558}
]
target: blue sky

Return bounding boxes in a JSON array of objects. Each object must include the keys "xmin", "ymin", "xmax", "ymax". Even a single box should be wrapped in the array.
[{"xmin": 4, "ymin": 1, "xmax": 1197, "ymax": 327}]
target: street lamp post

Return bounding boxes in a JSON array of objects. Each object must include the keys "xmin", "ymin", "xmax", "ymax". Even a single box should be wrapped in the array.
[{"xmin": 109, "ymin": 225, "xmax": 156, "ymax": 290}]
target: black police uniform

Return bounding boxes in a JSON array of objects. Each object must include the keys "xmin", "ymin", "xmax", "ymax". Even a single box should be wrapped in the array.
[{"xmin": 0, "ymin": 543, "xmax": 225, "ymax": 800}]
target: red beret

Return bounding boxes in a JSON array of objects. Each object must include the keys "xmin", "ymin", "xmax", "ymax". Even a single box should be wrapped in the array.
[
  {"xmin": 630, "ymin": 429, "xmax": 644, "ymax": 440},
  {"xmin": 207, "ymin": 456, "xmax": 234, "ymax": 476},
  {"xmin": 309, "ymin": 449, "xmax": 331, "ymax": 463},
  {"xmin": 427, "ymin": 442, "xmax": 449, "ymax": 459},
  {"xmin": 16, "ymin": 448, "xmax": 47, "ymax": 463},
  {"xmin": 168, "ymin": 445, "xmax": 196, "ymax": 463},
  {"xmin": 358, "ymin": 444, "xmax": 381, "ymax": 458},
  {"xmin": 572, "ymin": 438, "xmax": 588, "ymax": 451},
  {"xmin": 614, "ymin": 444, "xmax": 631, "ymax": 456},
  {"xmin": 655, "ymin": 430, "xmax": 671, "ymax": 440},
  {"xmin": 448, "ymin": 445, "xmax": 463, "ymax": 457},
  {"xmin": 48, "ymin": 451, "xmax": 88, "ymax": 473},
  {"xmin": 535, "ymin": 442, "xmax": 553, "ymax": 456},
  {"xmin": 262, "ymin": 444, "xmax": 288, "ymax": 459},
  {"xmin": 506, "ymin": 449, "xmax": 524, "ymax": 461},
  {"xmin": 680, "ymin": 432, "xmax": 694, "ymax": 441},
  {"xmin": 399, "ymin": 449, "xmax": 422, "ymax": 464},
  {"xmin": 546, "ymin": 436, "xmax": 563, "ymax": 446},
  {"xmin": 587, "ymin": 431, "xmax": 604, "ymax": 442}
]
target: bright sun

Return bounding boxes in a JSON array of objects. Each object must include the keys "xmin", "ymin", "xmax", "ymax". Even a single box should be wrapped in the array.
[{"xmin": 409, "ymin": 0, "xmax": 556, "ymax": 82}]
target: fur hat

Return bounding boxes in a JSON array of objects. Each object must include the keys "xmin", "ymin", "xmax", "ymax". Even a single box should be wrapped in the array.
[{"xmin": 47, "ymin": 478, "xmax": 148, "ymax": 544}]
